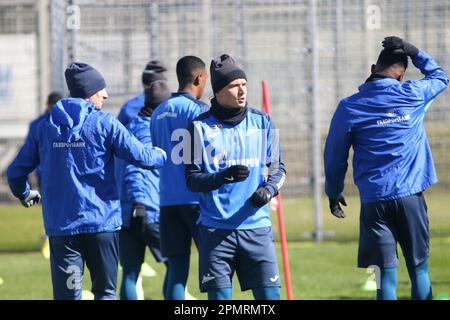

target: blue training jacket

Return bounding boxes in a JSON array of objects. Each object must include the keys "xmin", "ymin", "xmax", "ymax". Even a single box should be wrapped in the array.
[
  {"xmin": 117, "ymin": 93, "xmax": 144, "ymax": 127},
  {"xmin": 115, "ymin": 115, "xmax": 160, "ymax": 226},
  {"xmin": 150, "ymin": 92, "xmax": 209, "ymax": 206},
  {"xmin": 185, "ymin": 108, "xmax": 286, "ymax": 230},
  {"xmin": 7, "ymin": 98, "xmax": 166, "ymax": 236},
  {"xmin": 324, "ymin": 50, "xmax": 449, "ymax": 204}
]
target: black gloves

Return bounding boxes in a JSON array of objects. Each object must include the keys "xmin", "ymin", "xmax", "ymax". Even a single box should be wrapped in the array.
[
  {"xmin": 129, "ymin": 203, "xmax": 147, "ymax": 235},
  {"xmin": 250, "ymin": 187, "xmax": 273, "ymax": 208},
  {"xmin": 382, "ymin": 36, "xmax": 419, "ymax": 57},
  {"xmin": 329, "ymin": 195, "xmax": 347, "ymax": 219},
  {"xmin": 220, "ymin": 165, "xmax": 249, "ymax": 184}
]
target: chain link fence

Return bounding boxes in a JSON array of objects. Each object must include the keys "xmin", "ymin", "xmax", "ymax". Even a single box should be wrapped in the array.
[
  {"xmin": 1, "ymin": 0, "xmax": 449, "ymax": 203},
  {"xmin": 0, "ymin": 1, "xmax": 39, "ymax": 199}
]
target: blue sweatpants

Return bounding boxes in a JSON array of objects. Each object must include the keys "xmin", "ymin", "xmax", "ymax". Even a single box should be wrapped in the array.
[
  {"xmin": 49, "ymin": 231, "xmax": 119, "ymax": 300},
  {"xmin": 358, "ymin": 192, "xmax": 429, "ymax": 269}
]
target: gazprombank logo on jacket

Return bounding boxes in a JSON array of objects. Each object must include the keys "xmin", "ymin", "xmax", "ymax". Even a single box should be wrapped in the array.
[
  {"xmin": 53, "ymin": 141, "xmax": 86, "ymax": 148},
  {"xmin": 377, "ymin": 109, "xmax": 410, "ymax": 126},
  {"xmin": 167, "ymin": 125, "xmax": 281, "ymax": 168}
]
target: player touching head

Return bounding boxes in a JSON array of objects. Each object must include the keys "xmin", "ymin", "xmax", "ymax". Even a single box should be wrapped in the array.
[{"xmin": 324, "ymin": 36, "xmax": 449, "ymax": 300}]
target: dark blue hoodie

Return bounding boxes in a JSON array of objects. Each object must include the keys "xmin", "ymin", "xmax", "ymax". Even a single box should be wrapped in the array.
[{"xmin": 7, "ymin": 98, "xmax": 166, "ymax": 236}]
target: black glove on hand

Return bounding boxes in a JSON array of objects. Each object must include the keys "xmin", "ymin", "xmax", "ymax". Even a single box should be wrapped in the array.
[
  {"xmin": 220, "ymin": 165, "xmax": 249, "ymax": 184},
  {"xmin": 382, "ymin": 36, "xmax": 419, "ymax": 57},
  {"xmin": 250, "ymin": 187, "xmax": 273, "ymax": 208},
  {"xmin": 129, "ymin": 203, "xmax": 147, "ymax": 235},
  {"xmin": 329, "ymin": 195, "xmax": 347, "ymax": 219}
]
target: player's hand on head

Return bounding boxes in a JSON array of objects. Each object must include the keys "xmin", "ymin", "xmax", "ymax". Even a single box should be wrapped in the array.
[
  {"xmin": 220, "ymin": 165, "xmax": 249, "ymax": 184},
  {"xmin": 382, "ymin": 36, "xmax": 419, "ymax": 57},
  {"xmin": 382, "ymin": 36, "xmax": 403, "ymax": 50},
  {"xmin": 129, "ymin": 203, "xmax": 147, "ymax": 235},
  {"xmin": 250, "ymin": 187, "xmax": 272, "ymax": 208},
  {"xmin": 329, "ymin": 195, "xmax": 347, "ymax": 219},
  {"xmin": 20, "ymin": 190, "xmax": 41, "ymax": 208}
]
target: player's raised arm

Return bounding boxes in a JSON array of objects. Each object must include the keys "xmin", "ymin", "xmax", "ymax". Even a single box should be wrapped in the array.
[
  {"xmin": 107, "ymin": 114, "xmax": 166, "ymax": 170},
  {"xmin": 382, "ymin": 36, "xmax": 449, "ymax": 104}
]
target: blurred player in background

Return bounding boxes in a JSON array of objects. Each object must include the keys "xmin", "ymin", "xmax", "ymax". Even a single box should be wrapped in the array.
[
  {"xmin": 324, "ymin": 37, "xmax": 449, "ymax": 300},
  {"xmin": 151, "ymin": 56, "xmax": 209, "ymax": 300},
  {"xmin": 26, "ymin": 92, "xmax": 63, "ymax": 259},
  {"xmin": 117, "ymin": 60, "xmax": 167, "ymax": 127},
  {"xmin": 115, "ymin": 60, "xmax": 169, "ymax": 299},
  {"xmin": 28, "ymin": 92, "xmax": 63, "ymax": 191},
  {"xmin": 115, "ymin": 80, "xmax": 171, "ymax": 300},
  {"xmin": 7, "ymin": 62, "xmax": 167, "ymax": 300},
  {"xmin": 186, "ymin": 54, "xmax": 286, "ymax": 300}
]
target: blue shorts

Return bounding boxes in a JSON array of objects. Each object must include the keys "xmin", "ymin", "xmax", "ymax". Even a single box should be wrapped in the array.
[
  {"xmin": 119, "ymin": 223, "xmax": 167, "ymax": 268},
  {"xmin": 358, "ymin": 192, "xmax": 429, "ymax": 269},
  {"xmin": 198, "ymin": 225, "xmax": 280, "ymax": 292},
  {"xmin": 49, "ymin": 231, "xmax": 119, "ymax": 300},
  {"xmin": 159, "ymin": 205, "xmax": 199, "ymax": 257}
]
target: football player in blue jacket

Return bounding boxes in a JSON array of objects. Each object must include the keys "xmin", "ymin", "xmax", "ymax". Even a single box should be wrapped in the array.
[
  {"xmin": 324, "ymin": 37, "xmax": 449, "ymax": 300},
  {"xmin": 186, "ymin": 54, "xmax": 286, "ymax": 300},
  {"xmin": 150, "ymin": 56, "xmax": 209, "ymax": 300},
  {"xmin": 7, "ymin": 62, "xmax": 167, "ymax": 300}
]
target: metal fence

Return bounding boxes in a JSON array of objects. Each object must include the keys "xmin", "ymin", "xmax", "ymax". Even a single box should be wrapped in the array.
[{"xmin": 1, "ymin": 0, "xmax": 449, "ymax": 203}]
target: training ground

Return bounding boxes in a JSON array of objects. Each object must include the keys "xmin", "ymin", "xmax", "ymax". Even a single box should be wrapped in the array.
[{"xmin": 0, "ymin": 194, "xmax": 449, "ymax": 300}]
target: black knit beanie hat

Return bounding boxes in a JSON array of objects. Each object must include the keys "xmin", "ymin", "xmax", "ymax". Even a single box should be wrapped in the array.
[
  {"xmin": 142, "ymin": 60, "xmax": 168, "ymax": 86},
  {"xmin": 210, "ymin": 54, "xmax": 247, "ymax": 93},
  {"xmin": 65, "ymin": 62, "xmax": 106, "ymax": 98}
]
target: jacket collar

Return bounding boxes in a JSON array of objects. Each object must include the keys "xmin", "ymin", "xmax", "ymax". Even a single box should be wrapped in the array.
[
  {"xmin": 358, "ymin": 77, "xmax": 400, "ymax": 92},
  {"xmin": 171, "ymin": 91, "xmax": 195, "ymax": 99}
]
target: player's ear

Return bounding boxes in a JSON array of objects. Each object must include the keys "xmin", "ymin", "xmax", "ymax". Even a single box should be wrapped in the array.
[
  {"xmin": 193, "ymin": 72, "xmax": 201, "ymax": 86},
  {"xmin": 194, "ymin": 70, "xmax": 208, "ymax": 87}
]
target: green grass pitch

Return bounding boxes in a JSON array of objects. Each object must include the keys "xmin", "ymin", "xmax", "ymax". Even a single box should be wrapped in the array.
[{"xmin": 0, "ymin": 193, "xmax": 449, "ymax": 300}]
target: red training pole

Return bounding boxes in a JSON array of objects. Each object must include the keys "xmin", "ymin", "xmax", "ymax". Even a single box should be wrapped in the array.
[{"xmin": 262, "ymin": 80, "xmax": 294, "ymax": 300}]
